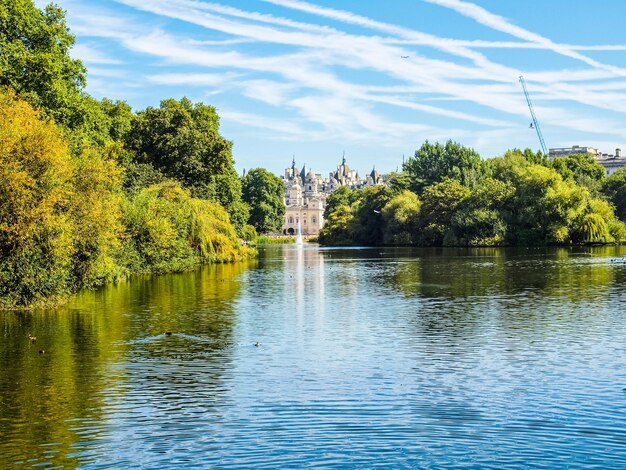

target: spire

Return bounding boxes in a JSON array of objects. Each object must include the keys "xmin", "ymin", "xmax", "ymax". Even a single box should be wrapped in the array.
[
  {"xmin": 292, "ymin": 155, "xmax": 296, "ymax": 168},
  {"xmin": 300, "ymin": 163, "xmax": 307, "ymax": 181},
  {"xmin": 342, "ymin": 151, "xmax": 346, "ymax": 165}
]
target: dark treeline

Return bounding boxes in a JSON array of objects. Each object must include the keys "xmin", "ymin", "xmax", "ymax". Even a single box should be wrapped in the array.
[
  {"xmin": 0, "ymin": 1, "xmax": 288, "ymax": 308},
  {"xmin": 320, "ymin": 141, "xmax": 626, "ymax": 247}
]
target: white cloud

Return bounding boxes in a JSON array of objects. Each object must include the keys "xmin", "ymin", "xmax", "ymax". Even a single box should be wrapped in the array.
[
  {"xmin": 424, "ymin": 0, "xmax": 626, "ymax": 77},
  {"xmin": 52, "ymin": 0, "xmax": 626, "ymax": 157}
]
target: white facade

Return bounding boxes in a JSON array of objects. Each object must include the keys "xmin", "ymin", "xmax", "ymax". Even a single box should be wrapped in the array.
[
  {"xmin": 549, "ymin": 145, "xmax": 625, "ymax": 175},
  {"xmin": 281, "ymin": 156, "xmax": 386, "ymax": 235}
]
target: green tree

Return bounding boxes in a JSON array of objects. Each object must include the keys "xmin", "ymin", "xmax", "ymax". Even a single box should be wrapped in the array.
[
  {"xmin": 381, "ymin": 190, "xmax": 420, "ymax": 245},
  {"xmin": 353, "ymin": 186, "xmax": 394, "ymax": 245},
  {"xmin": 571, "ymin": 198, "xmax": 626, "ymax": 244},
  {"xmin": 125, "ymin": 97, "xmax": 248, "ymax": 232},
  {"xmin": 318, "ymin": 204, "xmax": 356, "ymax": 246},
  {"xmin": 602, "ymin": 169, "xmax": 626, "ymax": 221},
  {"xmin": 404, "ymin": 140, "xmax": 484, "ymax": 194},
  {"xmin": 449, "ymin": 178, "xmax": 514, "ymax": 246},
  {"xmin": 323, "ymin": 186, "xmax": 363, "ymax": 219},
  {"xmin": 122, "ymin": 181, "xmax": 253, "ymax": 273},
  {"xmin": 502, "ymin": 148, "xmax": 548, "ymax": 166},
  {"xmin": 384, "ymin": 171, "xmax": 412, "ymax": 194},
  {"xmin": 550, "ymin": 153, "xmax": 606, "ymax": 195},
  {"xmin": 0, "ymin": 0, "xmax": 87, "ymax": 128},
  {"xmin": 504, "ymin": 163, "xmax": 588, "ymax": 245},
  {"xmin": 242, "ymin": 168, "xmax": 285, "ymax": 234},
  {"xmin": 417, "ymin": 178, "xmax": 471, "ymax": 246}
]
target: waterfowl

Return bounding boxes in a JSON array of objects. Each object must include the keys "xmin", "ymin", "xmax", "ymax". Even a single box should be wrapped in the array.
[
  {"xmin": 38, "ymin": 349, "xmax": 45, "ymax": 354},
  {"xmin": 164, "ymin": 332, "xmax": 173, "ymax": 336},
  {"xmin": 254, "ymin": 341, "xmax": 261, "ymax": 347},
  {"xmin": 28, "ymin": 335, "xmax": 37, "ymax": 342}
]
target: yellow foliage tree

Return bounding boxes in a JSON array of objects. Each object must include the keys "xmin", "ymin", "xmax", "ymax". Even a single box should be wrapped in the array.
[{"xmin": 0, "ymin": 89, "xmax": 75, "ymax": 307}]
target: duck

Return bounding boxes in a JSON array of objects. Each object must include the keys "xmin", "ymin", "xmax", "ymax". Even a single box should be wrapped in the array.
[
  {"xmin": 38, "ymin": 349, "xmax": 45, "ymax": 354},
  {"xmin": 254, "ymin": 341, "xmax": 261, "ymax": 347},
  {"xmin": 27, "ymin": 334, "xmax": 37, "ymax": 342},
  {"xmin": 164, "ymin": 331, "xmax": 173, "ymax": 337}
]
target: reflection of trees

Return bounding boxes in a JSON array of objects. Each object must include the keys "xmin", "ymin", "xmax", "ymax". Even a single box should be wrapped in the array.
[
  {"xmin": 380, "ymin": 246, "xmax": 626, "ymax": 301},
  {"xmin": 0, "ymin": 260, "xmax": 251, "ymax": 467},
  {"xmin": 379, "ymin": 245, "xmax": 626, "ymax": 343}
]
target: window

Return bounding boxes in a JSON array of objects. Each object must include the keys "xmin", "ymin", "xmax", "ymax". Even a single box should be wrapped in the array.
[
  {"xmin": 309, "ymin": 185, "xmax": 312, "ymax": 190},
  {"xmin": 289, "ymin": 217, "xmax": 293, "ymax": 224},
  {"xmin": 304, "ymin": 220, "xmax": 307, "ymax": 225},
  {"xmin": 312, "ymin": 217, "xmax": 316, "ymax": 223}
]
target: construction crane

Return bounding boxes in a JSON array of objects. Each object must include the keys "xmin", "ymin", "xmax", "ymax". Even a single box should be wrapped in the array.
[{"xmin": 519, "ymin": 75, "xmax": 547, "ymax": 155}]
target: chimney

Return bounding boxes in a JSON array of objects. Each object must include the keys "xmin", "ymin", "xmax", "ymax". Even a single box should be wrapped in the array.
[{"xmin": 617, "ymin": 148, "xmax": 621, "ymax": 158}]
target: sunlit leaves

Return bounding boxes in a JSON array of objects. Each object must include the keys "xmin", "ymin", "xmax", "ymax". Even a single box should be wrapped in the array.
[{"xmin": 242, "ymin": 168, "xmax": 285, "ymax": 234}]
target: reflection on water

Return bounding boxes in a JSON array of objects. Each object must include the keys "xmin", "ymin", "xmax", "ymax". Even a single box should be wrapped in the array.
[{"xmin": 2, "ymin": 246, "xmax": 626, "ymax": 467}]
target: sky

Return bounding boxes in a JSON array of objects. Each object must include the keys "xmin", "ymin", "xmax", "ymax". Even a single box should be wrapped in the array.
[{"xmin": 37, "ymin": 0, "xmax": 626, "ymax": 176}]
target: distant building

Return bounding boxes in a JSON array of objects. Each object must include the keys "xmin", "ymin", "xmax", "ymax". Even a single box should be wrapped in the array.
[
  {"xmin": 282, "ymin": 158, "xmax": 326, "ymax": 236},
  {"xmin": 549, "ymin": 145, "xmax": 625, "ymax": 176},
  {"xmin": 328, "ymin": 155, "xmax": 362, "ymax": 191},
  {"xmin": 281, "ymin": 155, "xmax": 385, "ymax": 235},
  {"xmin": 365, "ymin": 166, "xmax": 384, "ymax": 186}
]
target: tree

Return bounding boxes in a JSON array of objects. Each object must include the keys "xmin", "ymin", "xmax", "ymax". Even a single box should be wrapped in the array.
[
  {"xmin": 502, "ymin": 148, "xmax": 548, "ymax": 166},
  {"xmin": 122, "ymin": 181, "xmax": 252, "ymax": 273},
  {"xmin": 318, "ymin": 204, "xmax": 356, "ymax": 246},
  {"xmin": 404, "ymin": 140, "xmax": 484, "ymax": 194},
  {"xmin": 449, "ymin": 178, "xmax": 514, "ymax": 246},
  {"xmin": 324, "ymin": 186, "xmax": 364, "ymax": 219},
  {"xmin": 242, "ymin": 168, "xmax": 285, "ymax": 234},
  {"xmin": 381, "ymin": 190, "xmax": 420, "ymax": 245},
  {"xmin": 70, "ymin": 146, "xmax": 125, "ymax": 288},
  {"xmin": 550, "ymin": 153, "xmax": 606, "ymax": 196},
  {"xmin": 503, "ymin": 163, "xmax": 588, "ymax": 245},
  {"xmin": 417, "ymin": 178, "xmax": 471, "ymax": 246},
  {"xmin": 0, "ymin": 89, "xmax": 75, "ymax": 307},
  {"xmin": 0, "ymin": 0, "xmax": 87, "ymax": 128},
  {"xmin": 351, "ymin": 186, "xmax": 394, "ymax": 245},
  {"xmin": 384, "ymin": 171, "xmax": 411, "ymax": 194},
  {"xmin": 125, "ymin": 97, "xmax": 248, "ymax": 232},
  {"xmin": 602, "ymin": 169, "xmax": 626, "ymax": 221}
]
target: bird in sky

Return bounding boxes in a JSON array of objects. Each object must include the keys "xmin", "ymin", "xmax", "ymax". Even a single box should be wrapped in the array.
[
  {"xmin": 529, "ymin": 122, "xmax": 534, "ymax": 129},
  {"xmin": 400, "ymin": 55, "xmax": 409, "ymax": 59}
]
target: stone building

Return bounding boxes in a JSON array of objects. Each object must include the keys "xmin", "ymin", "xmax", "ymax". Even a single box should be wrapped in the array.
[
  {"xmin": 282, "ymin": 158, "xmax": 326, "ymax": 236},
  {"xmin": 328, "ymin": 155, "xmax": 362, "ymax": 191},
  {"xmin": 549, "ymin": 145, "xmax": 625, "ymax": 175},
  {"xmin": 365, "ymin": 166, "xmax": 384, "ymax": 186},
  {"xmin": 281, "ymin": 155, "xmax": 386, "ymax": 235}
]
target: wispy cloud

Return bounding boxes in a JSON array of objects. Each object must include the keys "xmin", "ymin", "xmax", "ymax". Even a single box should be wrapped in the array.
[
  {"xmin": 52, "ymin": 0, "xmax": 626, "ymax": 166},
  {"xmin": 424, "ymin": 0, "xmax": 626, "ymax": 77},
  {"xmin": 72, "ymin": 43, "xmax": 123, "ymax": 64}
]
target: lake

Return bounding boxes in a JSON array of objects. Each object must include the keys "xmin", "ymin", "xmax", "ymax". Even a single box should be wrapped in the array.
[{"xmin": 2, "ymin": 245, "xmax": 626, "ymax": 468}]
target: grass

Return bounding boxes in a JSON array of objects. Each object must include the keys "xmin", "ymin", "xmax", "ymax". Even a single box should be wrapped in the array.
[{"xmin": 256, "ymin": 235, "xmax": 296, "ymax": 244}]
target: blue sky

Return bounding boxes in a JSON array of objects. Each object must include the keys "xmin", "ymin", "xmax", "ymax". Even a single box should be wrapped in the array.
[{"xmin": 37, "ymin": 0, "xmax": 626, "ymax": 176}]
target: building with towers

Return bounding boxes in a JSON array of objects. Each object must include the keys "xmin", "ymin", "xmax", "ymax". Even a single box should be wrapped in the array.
[{"xmin": 281, "ymin": 155, "xmax": 385, "ymax": 235}]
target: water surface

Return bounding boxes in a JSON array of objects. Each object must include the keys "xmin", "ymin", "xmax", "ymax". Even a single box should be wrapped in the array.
[{"xmin": 2, "ymin": 245, "xmax": 626, "ymax": 468}]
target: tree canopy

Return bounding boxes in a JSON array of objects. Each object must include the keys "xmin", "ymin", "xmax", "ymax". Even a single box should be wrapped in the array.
[
  {"xmin": 242, "ymin": 168, "xmax": 285, "ymax": 234},
  {"xmin": 320, "ymin": 142, "xmax": 626, "ymax": 248},
  {"xmin": 125, "ymin": 97, "xmax": 248, "ymax": 231},
  {"xmin": 403, "ymin": 140, "xmax": 485, "ymax": 194},
  {"xmin": 0, "ymin": 0, "xmax": 86, "ymax": 127}
]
